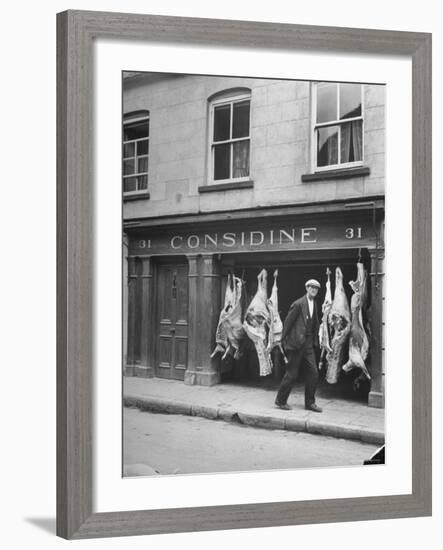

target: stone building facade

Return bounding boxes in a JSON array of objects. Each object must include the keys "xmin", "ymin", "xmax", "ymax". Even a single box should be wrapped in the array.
[{"xmin": 122, "ymin": 72, "xmax": 385, "ymax": 408}]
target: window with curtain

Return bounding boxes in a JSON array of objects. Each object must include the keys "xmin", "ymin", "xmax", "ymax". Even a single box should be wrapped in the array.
[
  {"xmin": 123, "ymin": 111, "xmax": 149, "ymax": 194},
  {"xmin": 210, "ymin": 94, "xmax": 251, "ymax": 183},
  {"xmin": 314, "ymin": 83, "xmax": 363, "ymax": 170}
]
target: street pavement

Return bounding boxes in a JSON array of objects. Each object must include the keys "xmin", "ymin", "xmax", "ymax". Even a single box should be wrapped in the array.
[
  {"xmin": 124, "ymin": 376, "xmax": 385, "ymax": 445},
  {"xmin": 124, "ymin": 408, "xmax": 379, "ymax": 476}
]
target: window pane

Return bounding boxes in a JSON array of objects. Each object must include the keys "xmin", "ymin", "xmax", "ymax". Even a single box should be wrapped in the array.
[
  {"xmin": 317, "ymin": 83, "xmax": 337, "ymax": 123},
  {"xmin": 213, "ymin": 104, "xmax": 231, "ymax": 142},
  {"xmin": 123, "ymin": 158, "xmax": 135, "ymax": 175},
  {"xmin": 232, "ymin": 100, "xmax": 250, "ymax": 139},
  {"xmin": 123, "ymin": 142, "xmax": 135, "ymax": 157},
  {"xmin": 124, "ymin": 120, "xmax": 149, "ymax": 141},
  {"xmin": 123, "ymin": 177, "xmax": 137, "ymax": 192},
  {"xmin": 137, "ymin": 175, "xmax": 148, "ymax": 190},
  {"xmin": 340, "ymin": 120, "xmax": 363, "ymax": 163},
  {"xmin": 233, "ymin": 140, "xmax": 250, "ymax": 178},
  {"xmin": 317, "ymin": 126, "xmax": 338, "ymax": 167},
  {"xmin": 214, "ymin": 143, "xmax": 230, "ymax": 180},
  {"xmin": 340, "ymin": 84, "xmax": 362, "ymax": 119},
  {"xmin": 138, "ymin": 156, "xmax": 148, "ymax": 173},
  {"xmin": 137, "ymin": 139, "xmax": 149, "ymax": 155}
]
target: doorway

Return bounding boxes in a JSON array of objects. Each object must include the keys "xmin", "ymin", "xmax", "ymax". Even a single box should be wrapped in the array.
[
  {"xmin": 155, "ymin": 263, "xmax": 189, "ymax": 380},
  {"xmin": 219, "ymin": 249, "xmax": 372, "ymax": 401}
]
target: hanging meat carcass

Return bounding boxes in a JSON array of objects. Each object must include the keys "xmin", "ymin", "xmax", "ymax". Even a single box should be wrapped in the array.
[
  {"xmin": 222, "ymin": 275, "xmax": 246, "ymax": 360},
  {"xmin": 266, "ymin": 270, "xmax": 288, "ymax": 364},
  {"xmin": 325, "ymin": 267, "xmax": 351, "ymax": 384},
  {"xmin": 243, "ymin": 269, "xmax": 273, "ymax": 376},
  {"xmin": 318, "ymin": 267, "xmax": 333, "ymax": 371},
  {"xmin": 210, "ymin": 274, "xmax": 233, "ymax": 358},
  {"xmin": 343, "ymin": 262, "xmax": 371, "ymax": 380},
  {"xmin": 210, "ymin": 274, "xmax": 246, "ymax": 360}
]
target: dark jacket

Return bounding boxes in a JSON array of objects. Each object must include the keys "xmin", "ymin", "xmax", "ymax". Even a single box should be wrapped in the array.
[{"xmin": 282, "ymin": 295, "xmax": 319, "ymax": 351}]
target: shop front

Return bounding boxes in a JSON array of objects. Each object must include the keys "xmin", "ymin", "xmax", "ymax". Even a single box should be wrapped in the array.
[{"xmin": 124, "ymin": 198, "xmax": 385, "ymax": 408}]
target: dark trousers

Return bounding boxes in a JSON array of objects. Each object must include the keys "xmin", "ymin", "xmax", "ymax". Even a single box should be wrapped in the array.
[{"xmin": 275, "ymin": 345, "xmax": 319, "ymax": 407}]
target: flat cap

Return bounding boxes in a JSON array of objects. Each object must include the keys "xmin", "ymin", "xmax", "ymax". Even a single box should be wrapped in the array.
[{"xmin": 305, "ymin": 279, "xmax": 321, "ymax": 288}]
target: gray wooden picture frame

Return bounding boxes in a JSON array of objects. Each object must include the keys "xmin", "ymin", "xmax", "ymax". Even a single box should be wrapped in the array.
[{"xmin": 56, "ymin": 9, "xmax": 432, "ymax": 540}]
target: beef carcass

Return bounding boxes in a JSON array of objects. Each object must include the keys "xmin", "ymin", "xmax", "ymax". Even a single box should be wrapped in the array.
[
  {"xmin": 222, "ymin": 275, "xmax": 246, "ymax": 360},
  {"xmin": 243, "ymin": 269, "xmax": 273, "ymax": 376},
  {"xmin": 325, "ymin": 267, "xmax": 351, "ymax": 384},
  {"xmin": 318, "ymin": 267, "xmax": 333, "ymax": 371},
  {"xmin": 343, "ymin": 263, "xmax": 371, "ymax": 380},
  {"xmin": 266, "ymin": 270, "xmax": 288, "ymax": 364},
  {"xmin": 210, "ymin": 274, "xmax": 233, "ymax": 358}
]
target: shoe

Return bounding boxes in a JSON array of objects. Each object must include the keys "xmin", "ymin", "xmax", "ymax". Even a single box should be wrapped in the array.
[
  {"xmin": 305, "ymin": 403, "xmax": 323, "ymax": 413},
  {"xmin": 275, "ymin": 401, "xmax": 291, "ymax": 410}
]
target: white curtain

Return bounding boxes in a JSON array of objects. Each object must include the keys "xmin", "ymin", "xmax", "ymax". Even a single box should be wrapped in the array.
[
  {"xmin": 233, "ymin": 140, "xmax": 250, "ymax": 178},
  {"xmin": 341, "ymin": 120, "xmax": 362, "ymax": 163},
  {"xmin": 351, "ymin": 120, "xmax": 363, "ymax": 161}
]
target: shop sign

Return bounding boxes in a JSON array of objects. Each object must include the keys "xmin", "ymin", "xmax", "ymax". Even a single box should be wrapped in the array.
[{"xmin": 129, "ymin": 220, "xmax": 376, "ymax": 255}]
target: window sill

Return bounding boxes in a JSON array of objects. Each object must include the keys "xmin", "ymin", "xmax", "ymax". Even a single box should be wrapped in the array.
[
  {"xmin": 123, "ymin": 192, "xmax": 150, "ymax": 201},
  {"xmin": 198, "ymin": 180, "xmax": 254, "ymax": 193},
  {"xmin": 301, "ymin": 166, "xmax": 370, "ymax": 182}
]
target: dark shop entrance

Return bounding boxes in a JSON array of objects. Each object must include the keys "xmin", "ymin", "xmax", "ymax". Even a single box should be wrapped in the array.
[{"xmin": 219, "ymin": 247, "xmax": 373, "ymax": 403}]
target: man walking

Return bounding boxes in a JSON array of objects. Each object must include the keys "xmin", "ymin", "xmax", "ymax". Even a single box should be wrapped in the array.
[{"xmin": 275, "ymin": 279, "xmax": 323, "ymax": 412}]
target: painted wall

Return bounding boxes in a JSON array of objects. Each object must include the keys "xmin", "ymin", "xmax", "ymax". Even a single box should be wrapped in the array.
[{"xmin": 123, "ymin": 74, "xmax": 385, "ymax": 219}]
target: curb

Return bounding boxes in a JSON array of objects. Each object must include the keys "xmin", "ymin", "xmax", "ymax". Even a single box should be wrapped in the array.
[{"xmin": 124, "ymin": 394, "xmax": 384, "ymax": 445}]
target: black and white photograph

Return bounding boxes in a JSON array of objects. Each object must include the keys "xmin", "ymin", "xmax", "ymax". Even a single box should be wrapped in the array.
[
  {"xmin": 122, "ymin": 71, "xmax": 385, "ymax": 477},
  {"xmin": 1, "ymin": 0, "xmax": 438, "ymax": 543}
]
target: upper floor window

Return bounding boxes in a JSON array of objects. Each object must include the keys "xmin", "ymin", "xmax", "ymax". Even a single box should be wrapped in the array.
[
  {"xmin": 123, "ymin": 111, "xmax": 149, "ymax": 194},
  {"xmin": 313, "ymin": 83, "xmax": 363, "ymax": 171},
  {"xmin": 210, "ymin": 93, "xmax": 251, "ymax": 183}
]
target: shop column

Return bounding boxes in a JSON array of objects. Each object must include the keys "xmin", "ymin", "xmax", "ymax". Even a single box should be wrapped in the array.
[
  {"xmin": 123, "ymin": 233, "xmax": 128, "ymax": 369},
  {"xmin": 125, "ymin": 256, "xmax": 138, "ymax": 376},
  {"xmin": 185, "ymin": 254, "xmax": 199, "ymax": 382},
  {"xmin": 368, "ymin": 248, "xmax": 385, "ymax": 408},
  {"xmin": 184, "ymin": 254, "xmax": 222, "ymax": 386},
  {"xmin": 125, "ymin": 255, "xmax": 154, "ymax": 378},
  {"xmin": 138, "ymin": 255, "xmax": 155, "ymax": 378}
]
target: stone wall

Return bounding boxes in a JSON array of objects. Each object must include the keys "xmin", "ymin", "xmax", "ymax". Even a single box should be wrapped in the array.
[{"xmin": 123, "ymin": 73, "xmax": 385, "ymax": 219}]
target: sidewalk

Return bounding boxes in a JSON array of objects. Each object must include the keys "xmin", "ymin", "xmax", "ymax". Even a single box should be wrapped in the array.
[{"xmin": 124, "ymin": 377, "xmax": 385, "ymax": 445}]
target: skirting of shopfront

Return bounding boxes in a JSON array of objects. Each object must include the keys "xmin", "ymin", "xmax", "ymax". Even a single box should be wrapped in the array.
[{"xmin": 123, "ymin": 197, "xmax": 385, "ymax": 408}]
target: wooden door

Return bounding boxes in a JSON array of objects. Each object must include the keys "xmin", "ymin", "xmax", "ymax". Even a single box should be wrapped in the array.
[{"xmin": 155, "ymin": 263, "xmax": 188, "ymax": 380}]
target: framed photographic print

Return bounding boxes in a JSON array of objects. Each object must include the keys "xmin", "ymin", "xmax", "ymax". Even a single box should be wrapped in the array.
[{"xmin": 57, "ymin": 9, "xmax": 431, "ymax": 539}]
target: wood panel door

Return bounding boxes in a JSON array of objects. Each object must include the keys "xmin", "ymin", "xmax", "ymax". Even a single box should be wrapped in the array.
[{"xmin": 155, "ymin": 263, "xmax": 189, "ymax": 380}]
